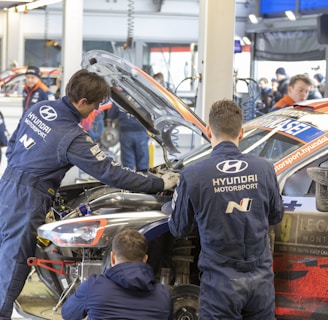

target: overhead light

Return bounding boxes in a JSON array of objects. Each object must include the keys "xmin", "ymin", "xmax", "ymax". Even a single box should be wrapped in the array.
[
  {"xmin": 285, "ymin": 10, "xmax": 296, "ymax": 21},
  {"xmin": 8, "ymin": 0, "xmax": 62, "ymax": 12},
  {"xmin": 248, "ymin": 14, "xmax": 259, "ymax": 24},
  {"xmin": 242, "ymin": 36, "xmax": 251, "ymax": 45}
]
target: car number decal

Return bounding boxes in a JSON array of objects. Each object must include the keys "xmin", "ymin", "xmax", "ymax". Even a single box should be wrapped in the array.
[{"xmin": 275, "ymin": 211, "xmax": 328, "ymax": 257}]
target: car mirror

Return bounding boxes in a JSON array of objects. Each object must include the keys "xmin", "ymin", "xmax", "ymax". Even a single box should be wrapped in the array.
[{"xmin": 307, "ymin": 167, "xmax": 328, "ymax": 212}]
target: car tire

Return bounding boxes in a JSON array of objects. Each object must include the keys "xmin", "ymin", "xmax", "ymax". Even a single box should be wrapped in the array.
[{"xmin": 171, "ymin": 284, "xmax": 199, "ymax": 320}]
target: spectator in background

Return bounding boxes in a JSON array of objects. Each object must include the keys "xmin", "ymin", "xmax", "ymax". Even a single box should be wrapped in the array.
[
  {"xmin": 107, "ymin": 103, "xmax": 149, "ymax": 172},
  {"xmin": 271, "ymin": 73, "xmax": 312, "ymax": 111},
  {"xmin": 308, "ymin": 78, "xmax": 323, "ymax": 100},
  {"xmin": 313, "ymin": 73, "xmax": 325, "ymax": 97},
  {"xmin": 153, "ymin": 72, "xmax": 175, "ymax": 91},
  {"xmin": 275, "ymin": 67, "xmax": 289, "ymax": 101},
  {"xmin": 271, "ymin": 78, "xmax": 280, "ymax": 106},
  {"xmin": 257, "ymin": 77, "xmax": 273, "ymax": 113},
  {"xmin": 22, "ymin": 66, "xmax": 55, "ymax": 110},
  {"xmin": 62, "ymin": 228, "xmax": 173, "ymax": 320}
]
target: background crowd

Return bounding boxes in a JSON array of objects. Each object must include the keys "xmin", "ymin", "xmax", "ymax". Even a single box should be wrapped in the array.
[{"xmin": 257, "ymin": 67, "xmax": 326, "ymax": 113}]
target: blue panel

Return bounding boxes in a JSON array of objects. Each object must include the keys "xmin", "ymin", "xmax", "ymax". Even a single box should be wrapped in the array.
[
  {"xmin": 300, "ymin": 0, "xmax": 328, "ymax": 9},
  {"xmin": 300, "ymin": 0, "xmax": 328, "ymax": 14},
  {"xmin": 260, "ymin": 0, "xmax": 295, "ymax": 15}
]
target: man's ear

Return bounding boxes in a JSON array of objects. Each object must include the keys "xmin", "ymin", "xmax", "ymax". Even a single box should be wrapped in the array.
[
  {"xmin": 79, "ymin": 98, "xmax": 88, "ymax": 106},
  {"xmin": 75, "ymin": 98, "xmax": 87, "ymax": 109},
  {"xmin": 206, "ymin": 125, "xmax": 212, "ymax": 139},
  {"xmin": 111, "ymin": 251, "xmax": 116, "ymax": 266},
  {"xmin": 239, "ymin": 127, "xmax": 245, "ymax": 141},
  {"xmin": 143, "ymin": 254, "xmax": 148, "ymax": 263}
]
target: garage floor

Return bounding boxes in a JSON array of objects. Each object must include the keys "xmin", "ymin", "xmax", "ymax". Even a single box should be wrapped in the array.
[{"xmin": 14, "ymin": 271, "xmax": 63, "ymax": 320}]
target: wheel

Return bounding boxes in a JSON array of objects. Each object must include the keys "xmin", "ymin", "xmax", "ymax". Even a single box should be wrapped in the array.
[
  {"xmin": 101, "ymin": 127, "xmax": 119, "ymax": 148},
  {"xmin": 171, "ymin": 284, "xmax": 199, "ymax": 320}
]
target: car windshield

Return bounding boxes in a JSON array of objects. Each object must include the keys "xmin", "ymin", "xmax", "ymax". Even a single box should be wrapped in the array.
[
  {"xmin": 239, "ymin": 128, "xmax": 302, "ymax": 163},
  {"xmin": 0, "ymin": 70, "xmax": 15, "ymax": 81}
]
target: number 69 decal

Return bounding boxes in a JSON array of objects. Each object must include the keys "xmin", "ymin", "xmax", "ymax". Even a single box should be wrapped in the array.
[{"xmin": 280, "ymin": 214, "xmax": 292, "ymax": 242}]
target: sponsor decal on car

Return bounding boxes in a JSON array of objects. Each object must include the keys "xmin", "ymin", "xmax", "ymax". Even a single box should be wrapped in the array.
[
  {"xmin": 246, "ymin": 116, "xmax": 326, "ymax": 143},
  {"xmin": 274, "ymin": 133, "xmax": 328, "ymax": 175}
]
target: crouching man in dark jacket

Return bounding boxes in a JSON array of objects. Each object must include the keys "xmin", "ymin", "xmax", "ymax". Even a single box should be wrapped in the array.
[{"xmin": 62, "ymin": 228, "xmax": 173, "ymax": 320}]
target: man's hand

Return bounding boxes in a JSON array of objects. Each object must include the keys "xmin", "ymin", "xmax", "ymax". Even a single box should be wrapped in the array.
[{"xmin": 162, "ymin": 172, "xmax": 180, "ymax": 190}]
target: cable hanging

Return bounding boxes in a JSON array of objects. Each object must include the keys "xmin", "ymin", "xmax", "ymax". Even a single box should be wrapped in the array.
[{"xmin": 123, "ymin": 0, "xmax": 135, "ymax": 49}]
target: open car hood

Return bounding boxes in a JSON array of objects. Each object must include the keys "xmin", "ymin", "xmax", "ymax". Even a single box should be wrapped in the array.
[{"xmin": 81, "ymin": 50, "xmax": 208, "ymax": 160}]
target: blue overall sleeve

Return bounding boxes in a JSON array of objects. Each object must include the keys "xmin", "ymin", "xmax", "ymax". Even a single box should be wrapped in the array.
[{"xmin": 168, "ymin": 171, "xmax": 196, "ymax": 237}]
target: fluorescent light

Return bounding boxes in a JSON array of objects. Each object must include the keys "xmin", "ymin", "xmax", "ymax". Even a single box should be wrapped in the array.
[
  {"xmin": 8, "ymin": 0, "xmax": 62, "ymax": 12},
  {"xmin": 285, "ymin": 10, "xmax": 296, "ymax": 21},
  {"xmin": 248, "ymin": 14, "xmax": 258, "ymax": 24},
  {"xmin": 242, "ymin": 36, "xmax": 251, "ymax": 45}
]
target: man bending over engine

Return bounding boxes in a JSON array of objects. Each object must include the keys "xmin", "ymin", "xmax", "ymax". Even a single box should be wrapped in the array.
[{"xmin": 0, "ymin": 69, "xmax": 179, "ymax": 319}]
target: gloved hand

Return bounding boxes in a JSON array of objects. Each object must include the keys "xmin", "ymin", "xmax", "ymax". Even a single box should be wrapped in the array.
[{"xmin": 161, "ymin": 172, "xmax": 180, "ymax": 190}]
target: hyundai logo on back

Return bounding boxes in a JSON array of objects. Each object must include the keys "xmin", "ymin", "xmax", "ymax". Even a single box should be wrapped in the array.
[
  {"xmin": 39, "ymin": 105, "xmax": 57, "ymax": 121},
  {"xmin": 216, "ymin": 160, "xmax": 248, "ymax": 173}
]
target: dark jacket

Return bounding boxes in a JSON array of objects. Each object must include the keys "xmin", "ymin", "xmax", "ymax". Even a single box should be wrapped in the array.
[
  {"xmin": 307, "ymin": 87, "xmax": 323, "ymax": 100},
  {"xmin": 107, "ymin": 103, "xmax": 146, "ymax": 132},
  {"xmin": 259, "ymin": 87, "xmax": 273, "ymax": 113},
  {"xmin": 169, "ymin": 141, "xmax": 284, "ymax": 266},
  {"xmin": 277, "ymin": 78, "xmax": 289, "ymax": 97},
  {"xmin": 6, "ymin": 97, "xmax": 163, "ymax": 193},
  {"xmin": 61, "ymin": 262, "xmax": 173, "ymax": 320}
]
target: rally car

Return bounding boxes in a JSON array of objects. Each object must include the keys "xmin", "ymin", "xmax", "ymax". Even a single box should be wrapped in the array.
[
  {"xmin": 15, "ymin": 51, "xmax": 328, "ymax": 320},
  {"xmin": 0, "ymin": 66, "xmax": 60, "ymax": 98},
  {"xmin": 240, "ymin": 100, "xmax": 328, "ymax": 319}
]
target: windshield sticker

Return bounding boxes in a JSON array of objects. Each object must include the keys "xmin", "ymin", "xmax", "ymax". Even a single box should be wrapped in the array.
[
  {"xmin": 246, "ymin": 117, "xmax": 325, "ymax": 143},
  {"xmin": 274, "ymin": 133, "xmax": 328, "ymax": 175}
]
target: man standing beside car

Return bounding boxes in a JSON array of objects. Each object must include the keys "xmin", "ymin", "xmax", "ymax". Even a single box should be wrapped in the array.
[
  {"xmin": 167, "ymin": 99, "xmax": 284, "ymax": 319},
  {"xmin": 22, "ymin": 65, "xmax": 55, "ymax": 110},
  {"xmin": 0, "ymin": 69, "xmax": 179, "ymax": 319},
  {"xmin": 107, "ymin": 102, "xmax": 150, "ymax": 172}
]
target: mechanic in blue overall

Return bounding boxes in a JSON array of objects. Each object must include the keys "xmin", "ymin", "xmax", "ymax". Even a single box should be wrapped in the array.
[
  {"xmin": 107, "ymin": 102, "xmax": 149, "ymax": 172},
  {"xmin": 62, "ymin": 228, "xmax": 173, "ymax": 320},
  {"xmin": 22, "ymin": 66, "xmax": 55, "ymax": 110},
  {"xmin": 0, "ymin": 69, "xmax": 179, "ymax": 320},
  {"xmin": 166, "ymin": 99, "xmax": 284, "ymax": 319},
  {"xmin": 0, "ymin": 110, "xmax": 9, "ymax": 165}
]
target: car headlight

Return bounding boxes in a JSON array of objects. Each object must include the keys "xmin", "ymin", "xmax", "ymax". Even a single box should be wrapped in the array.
[{"xmin": 38, "ymin": 218, "xmax": 108, "ymax": 247}]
